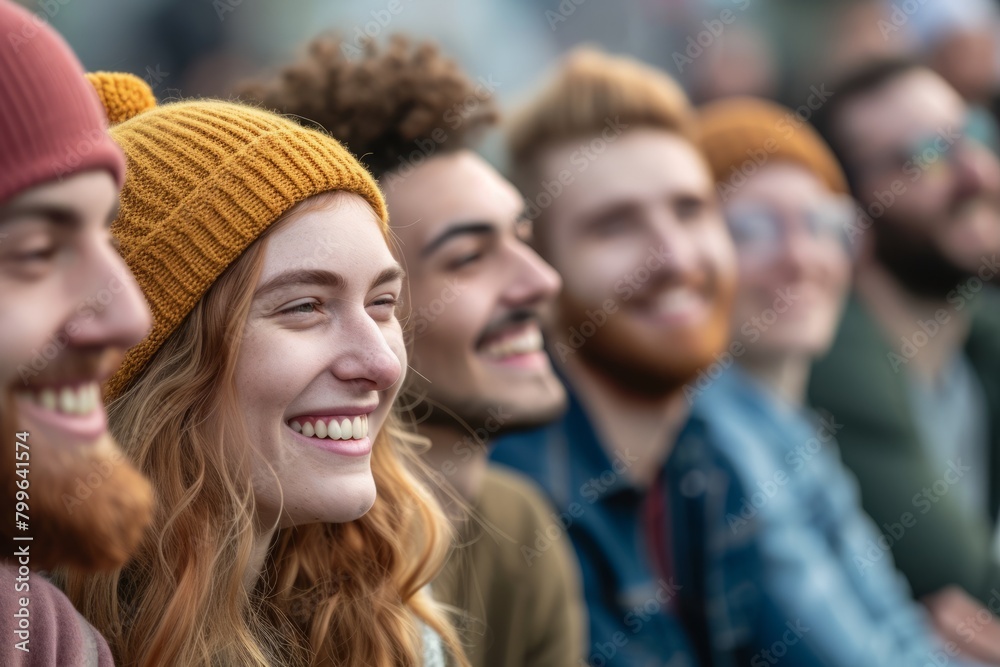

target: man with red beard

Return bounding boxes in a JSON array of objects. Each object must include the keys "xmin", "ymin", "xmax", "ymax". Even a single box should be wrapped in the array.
[
  {"xmin": 808, "ymin": 60, "xmax": 1000, "ymax": 618},
  {"xmin": 0, "ymin": 1, "xmax": 153, "ymax": 663},
  {"xmin": 490, "ymin": 48, "xmax": 739, "ymax": 666}
]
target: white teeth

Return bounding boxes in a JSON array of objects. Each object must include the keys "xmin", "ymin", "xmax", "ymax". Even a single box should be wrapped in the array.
[
  {"xmin": 654, "ymin": 289, "xmax": 699, "ymax": 315},
  {"xmin": 40, "ymin": 389, "xmax": 57, "ymax": 411},
  {"xmin": 77, "ymin": 385, "xmax": 92, "ymax": 413},
  {"xmin": 289, "ymin": 414, "xmax": 369, "ymax": 441},
  {"xmin": 483, "ymin": 327, "xmax": 544, "ymax": 360},
  {"xmin": 17, "ymin": 382, "xmax": 102, "ymax": 416},
  {"xmin": 59, "ymin": 387, "xmax": 76, "ymax": 414},
  {"xmin": 84, "ymin": 384, "xmax": 99, "ymax": 412}
]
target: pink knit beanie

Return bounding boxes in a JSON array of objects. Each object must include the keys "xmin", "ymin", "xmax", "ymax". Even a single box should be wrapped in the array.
[{"xmin": 0, "ymin": 0, "xmax": 124, "ymax": 203}]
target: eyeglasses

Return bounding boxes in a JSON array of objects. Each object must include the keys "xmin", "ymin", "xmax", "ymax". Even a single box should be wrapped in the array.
[
  {"xmin": 855, "ymin": 112, "xmax": 998, "ymax": 181},
  {"xmin": 725, "ymin": 196, "xmax": 854, "ymax": 257}
]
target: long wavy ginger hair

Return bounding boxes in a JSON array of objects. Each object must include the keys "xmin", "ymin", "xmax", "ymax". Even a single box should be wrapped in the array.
[{"xmin": 61, "ymin": 210, "xmax": 466, "ymax": 667}]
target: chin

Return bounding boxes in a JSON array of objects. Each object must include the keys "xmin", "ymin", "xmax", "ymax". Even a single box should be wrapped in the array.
[
  {"xmin": 332, "ymin": 476, "xmax": 378, "ymax": 523},
  {"xmin": 500, "ymin": 394, "xmax": 568, "ymax": 434},
  {"xmin": 517, "ymin": 378, "xmax": 567, "ymax": 413},
  {"xmin": 759, "ymin": 332, "xmax": 831, "ymax": 359}
]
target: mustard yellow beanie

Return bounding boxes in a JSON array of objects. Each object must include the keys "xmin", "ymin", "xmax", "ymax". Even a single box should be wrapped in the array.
[
  {"xmin": 87, "ymin": 72, "xmax": 388, "ymax": 401},
  {"xmin": 696, "ymin": 96, "xmax": 848, "ymax": 196}
]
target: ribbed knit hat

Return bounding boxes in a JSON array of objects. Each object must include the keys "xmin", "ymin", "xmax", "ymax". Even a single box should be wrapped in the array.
[
  {"xmin": 0, "ymin": 0, "xmax": 124, "ymax": 203},
  {"xmin": 88, "ymin": 73, "xmax": 388, "ymax": 401},
  {"xmin": 697, "ymin": 97, "xmax": 847, "ymax": 195}
]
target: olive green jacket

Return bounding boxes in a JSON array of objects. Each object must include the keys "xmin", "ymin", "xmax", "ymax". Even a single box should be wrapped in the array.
[
  {"xmin": 433, "ymin": 466, "xmax": 586, "ymax": 667},
  {"xmin": 809, "ymin": 290, "xmax": 1000, "ymax": 603}
]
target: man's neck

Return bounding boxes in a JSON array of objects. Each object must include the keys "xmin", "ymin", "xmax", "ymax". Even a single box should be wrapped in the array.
[
  {"xmin": 419, "ymin": 422, "xmax": 489, "ymax": 508},
  {"xmin": 738, "ymin": 354, "xmax": 811, "ymax": 407},
  {"xmin": 856, "ymin": 262, "xmax": 971, "ymax": 384},
  {"xmin": 559, "ymin": 356, "xmax": 689, "ymax": 489}
]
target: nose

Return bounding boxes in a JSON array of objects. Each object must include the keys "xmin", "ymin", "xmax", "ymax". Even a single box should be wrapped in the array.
[
  {"xmin": 773, "ymin": 223, "xmax": 814, "ymax": 281},
  {"xmin": 499, "ymin": 238, "xmax": 562, "ymax": 309},
  {"xmin": 648, "ymin": 210, "xmax": 700, "ymax": 279},
  {"xmin": 331, "ymin": 309, "xmax": 403, "ymax": 392},
  {"xmin": 64, "ymin": 238, "xmax": 152, "ymax": 350}
]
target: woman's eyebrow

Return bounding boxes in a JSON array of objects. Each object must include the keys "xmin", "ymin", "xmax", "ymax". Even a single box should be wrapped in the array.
[
  {"xmin": 254, "ymin": 268, "xmax": 346, "ymax": 298},
  {"xmin": 254, "ymin": 265, "xmax": 405, "ymax": 299},
  {"xmin": 371, "ymin": 264, "xmax": 406, "ymax": 290}
]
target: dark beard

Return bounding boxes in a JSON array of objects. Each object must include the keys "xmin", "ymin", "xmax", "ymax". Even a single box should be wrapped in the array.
[
  {"xmin": 396, "ymin": 376, "xmax": 565, "ymax": 443},
  {"xmin": 872, "ymin": 217, "xmax": 973, "ymax": 299},
  {"xmin": 0, "ymin": 390, "xmax": 153, "ymax": 573}
]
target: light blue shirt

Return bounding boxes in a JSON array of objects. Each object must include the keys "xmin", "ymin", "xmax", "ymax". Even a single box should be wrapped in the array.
[{"xmin": 692, "ymin": 365, "xmax": 982, "ymax": 667}]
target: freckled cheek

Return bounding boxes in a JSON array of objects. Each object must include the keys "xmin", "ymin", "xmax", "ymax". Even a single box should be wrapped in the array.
[{"xmin": 234, "ymin": 337, "xmax": 299, "ymax": 424}]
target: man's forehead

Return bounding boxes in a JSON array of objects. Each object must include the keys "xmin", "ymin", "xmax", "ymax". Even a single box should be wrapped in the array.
[
  {"xmin": 545, "ymin": 139, "xmax": 712, "ymax": 214},
  {"xmin": 385, "ymin": 164, "xmax": 522, "ymax": 250},
  {"xmin": 840, "ymin": 70, "xmax": 965, "ymax": 148}
]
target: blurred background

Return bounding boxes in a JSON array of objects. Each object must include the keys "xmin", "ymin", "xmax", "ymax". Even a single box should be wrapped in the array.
[{"xmin": 21, "ymin": 0, "xmax": 1000, "ymax": 157}]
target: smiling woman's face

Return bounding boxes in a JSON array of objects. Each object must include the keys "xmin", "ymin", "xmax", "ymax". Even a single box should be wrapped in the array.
[{"xmin": 234, "ymin": 192, "xmax": 406, "ymax": 528}]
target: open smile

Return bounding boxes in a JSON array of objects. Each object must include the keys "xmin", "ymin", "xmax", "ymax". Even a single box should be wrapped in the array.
[
  {"xmin": 476, "ymin": 322, "xmax": 551, "ymax": 371},
  {"xmin": 284, "ymin": 408, "xmax": 377, "ymax": 458},
  {"xmin": 14, "ymin": 381, "xmax": 108, "ymax": 441},
  {"xmin": 287, "ymin": 414, "xmax": 369, "ymax": 440}
]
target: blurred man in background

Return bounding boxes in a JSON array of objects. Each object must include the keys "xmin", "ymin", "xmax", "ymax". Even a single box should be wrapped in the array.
[
  {"xmin": 0, "ymin": 0, "xmax": 153, "ymax": 662},
  {"xmin": 695, "ymin": 95, "xmax": 999, "ymax": 665},
  {"xmin": 491, "ymin": 46, "xmax": 740, "ymax": 667},
  {"xmin": 810, "ymin": 59, "xmax": 1000, "ymax": 628},
  {"xmin": 236, "ymin": 35, "xmax": 586, "ymax": 667}
]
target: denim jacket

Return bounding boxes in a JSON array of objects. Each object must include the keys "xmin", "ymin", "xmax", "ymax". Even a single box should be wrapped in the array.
[{"xmin": 683, "ymin": 365, "xmax": 981, "ymax": 667}]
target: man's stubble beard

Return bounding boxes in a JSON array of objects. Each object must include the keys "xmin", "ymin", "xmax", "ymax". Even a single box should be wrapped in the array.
[{"xmin": 399, "ymin": 364, "xmax": 567, "ymax": 444}]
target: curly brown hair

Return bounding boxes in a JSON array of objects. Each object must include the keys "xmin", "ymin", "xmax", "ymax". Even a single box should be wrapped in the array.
[{"xmin": 233, "ymin": 34, "xmax": 498, "ymax": 179}]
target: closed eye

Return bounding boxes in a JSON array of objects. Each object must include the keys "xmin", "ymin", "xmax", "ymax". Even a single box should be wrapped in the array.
[
  {"xmin": 368, "ymin": 294, "xmax": 399, "ymax": 322},
  {"xmin": 449, "ymin": 252, "xmax": 483, "ymax": 270},
  {"xmin": 279, "ymin": 300, "xmax": 319, "ymax": 316},
  {"xmin": 371, "ymin": 295, "xmax": 398, "ymax": 308},
  {"xmin": 16, "ymin": 247, "xmax": 57, "ymax": 262}
]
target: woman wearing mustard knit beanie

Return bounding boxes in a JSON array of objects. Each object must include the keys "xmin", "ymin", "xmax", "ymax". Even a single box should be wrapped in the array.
[{"xmin": 62, "ymin": 73, "xmax": 467, "ymax": 667}]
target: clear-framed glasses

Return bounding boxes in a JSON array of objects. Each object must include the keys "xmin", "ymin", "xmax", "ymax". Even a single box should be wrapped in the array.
[
  {"xmin": 854, "ymin": 111, "xmax": 999, "ymax": 183},
  {"xmin": 725, "ymin": 195, "xmax": 855, "ymax": 258}
]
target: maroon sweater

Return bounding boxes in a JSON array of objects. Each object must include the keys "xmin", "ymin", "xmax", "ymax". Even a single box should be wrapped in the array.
[{"xmin": 0, "ymin": 563, "xmax": 113, "ymax": 665}]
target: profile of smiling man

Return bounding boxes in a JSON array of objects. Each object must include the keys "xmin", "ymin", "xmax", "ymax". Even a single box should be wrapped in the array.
[
  {"xmin": 236, "ymin": 34, "xmax": 585, "ymax": 667},
  {"xmin": 0, "ymin": 1, "xmax": 154, "ymax": 663}
]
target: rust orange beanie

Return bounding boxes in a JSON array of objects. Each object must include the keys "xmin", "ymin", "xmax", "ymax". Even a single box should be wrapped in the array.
[
  {"xmin": 697, "ymin": 96, "xmax": 847, "ymax": 197},
  {"xmin": 87, "ymin": 73, "xmax": 387, "ymax": 400}
]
